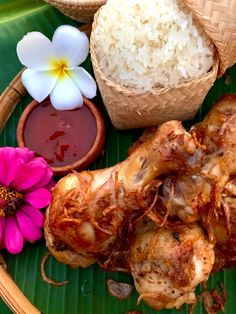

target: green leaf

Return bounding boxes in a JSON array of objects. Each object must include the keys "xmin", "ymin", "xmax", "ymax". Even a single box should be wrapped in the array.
[{"xmin": 0, "ymin": 1, "xmax": 236, "ymax": 314}]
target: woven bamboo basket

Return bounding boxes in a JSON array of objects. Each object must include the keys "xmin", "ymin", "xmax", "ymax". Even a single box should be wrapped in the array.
[
  {"xmin": 183, "ymin": 0, "xmax": 236, "ymax": 76},
  {"xmin": 44, "ymin": 0, "xmax": 106, "ymax": 22},
  {"xmin": 91, "ymin": 49, "xmax": 219, "ymax": 129},
  {"xmin": 90, "ymin": 0, "xmax": 236, "ymax": 129}
]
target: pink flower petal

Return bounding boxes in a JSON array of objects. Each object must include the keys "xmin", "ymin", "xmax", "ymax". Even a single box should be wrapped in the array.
[
  {"xmin": 26, "ymin": 165, "xmax": 53, "ymax": 192},
  {"xmin": 0, "ymin": 154, "xmax": 7, "ymax": 186},
  {"xmin": 36, "ymin": 156, "xmax": 48, "ymax": 165},
  {"xmin": 0, "ymin": 218, "xmax": 5, "ymax": 249},
  {"xmin": 15, "ymin": 147, "xmax": 34, "ymax": 163},
  {"xmin": 10, "ymin": 160, "xmax": 47, "ymax": 191},
  {"xmin": 6, "ymin": 158, "xmax": 23, "ymax": 188},
  {"xmin": 0, "ymin": 147, "xmax": 16, "ymax": 186},
  {"xmin": 24, "ymin": 188, "xmax": 52, "ymax": 208},
  {"xmin": 21, "ymin": 205, "xmax": 44, "ymax": 228},
  {"xmin": 16, "ymin": 210, "xmax": 42, "ymax": 242},
  {"xmin": 45, "ymin": 178, "xmax": 56, "ymax": 191},
  {"xmin": 0, "ymin": 147, "xmax": 35, "ymax": 187},
  {"xmin": 0, "ymin": 168, "xmax": 6, "ymax": 186},
  {"xmin": 0, "ymin": 217, "xmax": 5, "ymax": 244},
  {"xmin": 4, "ymin": 216, "xmax": 24, "ymax": 254}
]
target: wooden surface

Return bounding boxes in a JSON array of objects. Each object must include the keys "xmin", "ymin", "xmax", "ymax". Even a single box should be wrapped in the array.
[
  {"xmin": 0, "ymin": 255, "xmax": 40, "ymax": 314},
  {"xmin": 0, "ymin": 69, "xmax": 26, "ymax": 134}
]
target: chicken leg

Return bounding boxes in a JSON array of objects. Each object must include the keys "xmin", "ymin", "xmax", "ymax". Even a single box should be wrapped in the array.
[{"xmin": 45, "ymin": 121, "xmax": 200, "ymax": 267}]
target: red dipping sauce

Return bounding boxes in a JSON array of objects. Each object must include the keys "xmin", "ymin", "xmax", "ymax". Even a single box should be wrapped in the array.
[{"xmin": 23, "ymin": 100, "xmax": 97, "ymax": 167}]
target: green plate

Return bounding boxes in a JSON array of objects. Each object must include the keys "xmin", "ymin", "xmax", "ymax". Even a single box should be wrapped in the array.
[{"xmin": 0, "ymin": 1, "xmax": 236, "ymax": 313}]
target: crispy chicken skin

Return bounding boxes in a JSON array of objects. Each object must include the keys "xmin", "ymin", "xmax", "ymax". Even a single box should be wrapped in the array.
[
  {"xmin": 159, "ymin": 95, "xmax": 236, "ymax": 229},
  {"xmin": 192, "ymin": 94, "xmax": 236, "ymax": 159},
  {"xmin": 44, "ymin": 94, "xmax": 236, "ymax": 312},
  {"xmin": 45, "ymin": 121, "xmax": 200, "ymax": 267},
  {"xmin": 214, "ymin": 176, "xmax": 236, "ymax": 271},
  {"xmin": 130, "ymin": 223, "xmax": 214, "ymax": 310}
]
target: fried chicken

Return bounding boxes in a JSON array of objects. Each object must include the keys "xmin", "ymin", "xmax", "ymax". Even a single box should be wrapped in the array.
[
  {"xmin": 44, "ymin": 94, "xmax": 236, "ymax": 312},
  {"xmin": 213, "ymin": 176, "xmax": 236, "ymax": 271},
  {"xmin": 130, "ymin": 222, "xmax": 214, "ymax": 310},
  {"xmin": 158, "ymin": 95, "xmax": 236, "ymax": 233},
  {"xmin": 45, "ymin": 120, "xmax": 200, "ymax": 267}
]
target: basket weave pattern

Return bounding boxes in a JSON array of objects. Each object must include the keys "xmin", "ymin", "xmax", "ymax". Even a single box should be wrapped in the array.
[
  {"xmin": 90, "ymin": 0, "xmax": 236, "ymax": 129},
  {"xmin": 91, "ymin": 53, "xmax": 219, "ymax": 129},
  {"xmin": 90, "ymin": 7, "xmax": 219, "ymax": 129},
  {"xmin": 44, "ymin": 0, "xmax": 106, "ymax": 22},
  {"xmin": 183, "ymin": 0, "xmax": 236, "ymax": 76}
]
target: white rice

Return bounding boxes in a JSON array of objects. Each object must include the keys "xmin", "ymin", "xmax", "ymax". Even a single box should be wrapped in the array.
[{"xmin": 93, "ymin": 0, "xmax": 214, "ymax": 92}]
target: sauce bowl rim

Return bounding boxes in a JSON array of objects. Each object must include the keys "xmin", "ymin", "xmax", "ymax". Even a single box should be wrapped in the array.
[{"xmin": 17, "ymin": 97, "xmax": 106, "ymax": 176}]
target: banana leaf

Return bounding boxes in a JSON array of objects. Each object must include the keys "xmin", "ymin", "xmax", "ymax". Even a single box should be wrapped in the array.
[{"xmin": 0, "ymin": 0, "xmax": 236, "ymax": 313}]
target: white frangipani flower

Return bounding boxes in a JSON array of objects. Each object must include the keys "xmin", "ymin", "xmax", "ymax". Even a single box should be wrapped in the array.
[{"xmin": 17, "ymin": 25, "xmax": 97, "ymax": 110}]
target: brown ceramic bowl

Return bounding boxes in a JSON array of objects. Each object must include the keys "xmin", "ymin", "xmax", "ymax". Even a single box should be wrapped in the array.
[{"xmin": 17, "ymin": 98, "xmax": 105, "ymax": 176}]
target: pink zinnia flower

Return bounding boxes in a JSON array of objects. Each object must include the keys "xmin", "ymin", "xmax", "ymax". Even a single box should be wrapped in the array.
[{"xmin": 0, "ymin": 147, "xmax": 54, "ymax": 254}]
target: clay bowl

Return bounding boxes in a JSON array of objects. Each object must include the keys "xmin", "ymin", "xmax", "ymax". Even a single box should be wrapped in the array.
[{"xmin": 17, "ymin": 98, "xmax": 105, "ymax": 176}]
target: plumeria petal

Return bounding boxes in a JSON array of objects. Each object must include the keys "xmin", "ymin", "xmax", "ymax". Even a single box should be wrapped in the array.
[
  {"xmin": 21, "ymin": 205, "xmax": 44, "ymax": 228},
  {"xmin": 16, "ymin": 210, "xmax": 42, "ymax": 242},
  {"xmin": 24, "ymin": 188, "xmax": 52, "ymax": 208},
  {"xmin": 10, "ymin": 160, "xmax": 47, "ymax": 191},
  {"xmin": 16, "ymin": 32, "xmax": 53, "ymax": 70},
  {"xmin": 69, "ymin": 67, "xmax": 97, "ymax": 99},
  {"xmin": 52, "ymin": 25, "xmax": 89, "ymax": 67},
  {"xmin": 21, "ymin": 68, "xmax": 58, "ymax": 103},
  {"xmin": 50, "ymin": 73, "xmax": 83, "ymax": 110},
  {"xmin": 4, "ymin": 217, "xmax": 24, "ymax": 254}
]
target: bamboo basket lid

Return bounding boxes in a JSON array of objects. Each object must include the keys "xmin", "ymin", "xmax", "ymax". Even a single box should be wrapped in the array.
[
  {"xmin": 44, "ymin": 0, "xmax": 106, "ymax": 22},
  {"xmin": 183, "ymin": 0, "xmax": 236, "ymax": 76}
]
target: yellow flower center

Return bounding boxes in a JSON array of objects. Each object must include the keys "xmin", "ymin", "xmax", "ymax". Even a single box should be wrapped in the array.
[
  {"xmin": 50, "ymin": 59, "xmax": 71, "ymax": 80},
  {"xmin": 0, "ymin": 185, "xmax": 24, "ymax": 217}
]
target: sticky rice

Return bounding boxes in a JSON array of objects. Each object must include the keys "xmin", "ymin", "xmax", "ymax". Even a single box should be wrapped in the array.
[{"xmin": 93, "ymin": 0, "xmax": 214, "ymax": 92}]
